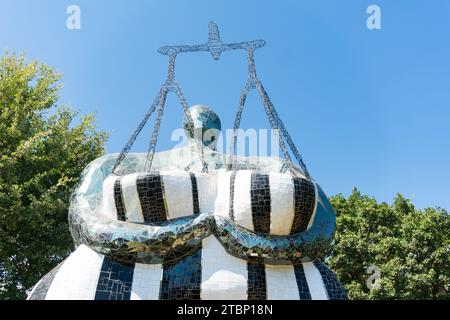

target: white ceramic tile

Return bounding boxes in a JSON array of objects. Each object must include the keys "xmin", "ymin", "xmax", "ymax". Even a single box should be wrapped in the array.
[
  {"xmin": 102, "ymin": 175, "xmax": 118, "ymax": 220},
  {"xmin": 201, "ymin": 236, "xmax": 248, "ymax": 300},
  {"xmin": 162, "ymin": 170, "xmax": 194, "ymax": 219},
  {"xmin": 233, "ymin": 170, "xmax": 254, "ymax": 231},
  {"xmin": 195, "ymin": 172, "xmax": 217, "ymax": 213},
  {"xmin": 121, "ymin": 173, "xmax": 145, "ymax": 223},
  {"xmin": 214, "ymin": 170, "xmax": 233, "ymax": 217},
  {"xmin": 265, "ymin": 264, "xmax": 300, "ymax": 300},
  {"xmin": 45, "ymin": 245, "xmax": 104, "ymax": 300},
  {"xmin": 303, "ymin": 262, "xmax": 329, "ymax": 300},
  {"xmin": 269, "ymin": 172, "xmax": 295, "ymax": 235},
  {"xmin": 130, "ymin": 263, "xmax": 163, "ymax": 300}
]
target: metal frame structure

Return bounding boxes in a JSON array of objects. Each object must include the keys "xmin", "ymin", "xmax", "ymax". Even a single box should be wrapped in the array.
[{"xmin": 112, "ymin": 22, "xmax": 310, "ymax": 179}]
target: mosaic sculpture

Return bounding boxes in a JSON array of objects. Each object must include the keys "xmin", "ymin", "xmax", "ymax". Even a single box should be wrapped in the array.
[{"xmin": 28, "ymin": 22, "xmax": 347, "ymax": 300}]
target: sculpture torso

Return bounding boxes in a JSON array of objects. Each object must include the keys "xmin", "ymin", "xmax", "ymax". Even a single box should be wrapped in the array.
[{"xmin": 28, "ymin": 148, "xmax": 346, "ymax": 300}]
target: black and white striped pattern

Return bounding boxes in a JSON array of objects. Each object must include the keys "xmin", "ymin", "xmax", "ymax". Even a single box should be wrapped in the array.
[
  {"xmin": 215, "ymin": 170, "xmax": 317, "ymax": 235},
  {"xmin": 103, "ymin": 171, "xmax": 215, "ymax": 223},
  {"xmin": 103, "ymin": 170, "xmax": 316, "ymax": 236},
  {"xmin": 28, "ymin": 238, "xmax": 347, "ymax": 300},
  {"xmin": 27, "ymin": 264, "xmax": 63, "ymax": 300}
]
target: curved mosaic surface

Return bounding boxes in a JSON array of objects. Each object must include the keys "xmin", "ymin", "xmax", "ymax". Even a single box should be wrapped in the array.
[
  {"xmin": 30, "ymin": 22, "xmax": 347, "ymax": 300},
  {"xmin": 28, "ymin": 242, "xmax": 347, "ymax": 300},
  {"xmin": 183, "ymin": 104, "xmax": 221, "ymax": 148},
  {"xmin": 68, "ymin": 151, "xmax": 336, "ymax": 266}
]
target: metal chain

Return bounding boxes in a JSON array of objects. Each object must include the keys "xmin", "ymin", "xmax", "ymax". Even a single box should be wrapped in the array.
[
  {"xmin": 112, "ymin": 51, "xmax": 201, "ymax": 174},
  {"xmin": 113, "ymin": 22, "xmax": 310, "ymax": 178},
  {"xmin": 111, "ymin": 86, "xmax": 165, "ymax": 175},
  {"xmin": 144, "ymin": 88, "xmax": 168, "ymax": 171},
  {"xmin": 228, "ymin": 49, "xmax": 310, "ymax": 178},
  {"xmin": 258, "ymin": 83, "xmax": 311, "ymax": 178},
  {"xmin": 227, "ymin": 81, "xmax": 252, "ymax": 170},
  {"xmin": 254, "ymin": 79, "xmax": 295, "ymax": 173}
]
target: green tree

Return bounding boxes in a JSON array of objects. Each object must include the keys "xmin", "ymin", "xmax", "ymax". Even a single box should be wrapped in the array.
[
  {"xmin": 0, "ymin": 53, "xmax": 108, "ymax": 299},
  {"xmin": 329, "ymin": 188, "xmax": 450, "ymax": 299}
]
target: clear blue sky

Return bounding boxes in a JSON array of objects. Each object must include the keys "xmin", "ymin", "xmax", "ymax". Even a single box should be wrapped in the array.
[{"xmin": 1, "ymin": 0, "xmax": 449, "ymax": 209}]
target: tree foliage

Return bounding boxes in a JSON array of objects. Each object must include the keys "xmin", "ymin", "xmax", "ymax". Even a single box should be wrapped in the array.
[
  {"xmin": 329, "ymin": 188, "xmax": 450, "ymax": 299},
  {"xmin": 0, "ymin": 53, "xmax": 108, "ymax": 299}
]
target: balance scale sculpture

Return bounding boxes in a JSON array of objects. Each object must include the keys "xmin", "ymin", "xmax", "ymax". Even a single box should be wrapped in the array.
[{"xmin": 28, "ymin": 22, "xmax": 347, "ymax": 300}]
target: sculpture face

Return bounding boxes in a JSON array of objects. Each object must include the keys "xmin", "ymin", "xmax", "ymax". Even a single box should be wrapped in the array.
[{"xmin": 183, "ymin": 105, "xmax": 221, "ymax": 148}]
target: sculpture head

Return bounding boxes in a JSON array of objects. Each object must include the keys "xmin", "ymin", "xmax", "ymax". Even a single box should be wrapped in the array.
[{"xmin": 183, "ymin": 105, "xmax": 221, "ymax": 149}]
